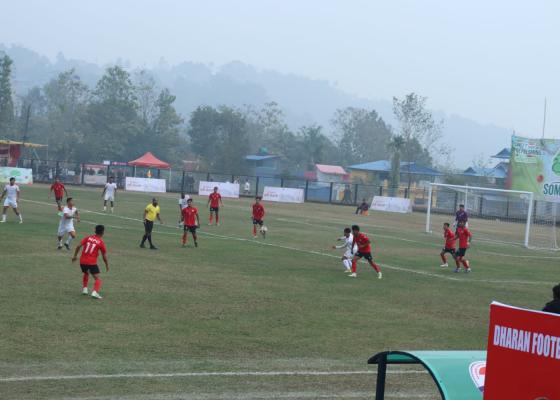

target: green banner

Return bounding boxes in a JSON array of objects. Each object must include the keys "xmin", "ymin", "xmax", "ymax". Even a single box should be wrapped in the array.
[
  {"xmin": 510, "ymin": 135, "xmax": 560, "ymax": 202},
  {"xmin": 0, "ymin": 167, "xmax": 33, "ymax": 184}
]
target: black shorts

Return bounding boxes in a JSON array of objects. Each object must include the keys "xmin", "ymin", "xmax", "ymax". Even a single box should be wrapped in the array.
[
  {"xmin": 252, "ymin": 219, "xmax": 264, "ymax": 225},
  {"xmin": 183, "ymin": 225, "xmax": 197, "ymax": 233},
  {"xmin": 144, "ymin": 220, "xmax": 154, "ymax": 233},
  {"xmin": 355, "ymin": 251, "xmax": 373, "ymax": 261},
  {"xmin": 442, "ymin": 248, "xmax": 456, "ymax": 255},
  {"xmin": 80, "ymin": 264, "xmax": 100, "ymax": 274},
  {"xmin": 210, "ymin": 207, "xmax": 219, "ymax": 213},
  {"xmin": 456, "ymin": 248, "xmax": 468, "ymax": 257}
]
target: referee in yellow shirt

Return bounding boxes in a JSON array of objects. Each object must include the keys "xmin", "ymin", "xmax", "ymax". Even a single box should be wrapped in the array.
[{"xmin": 140, "ymin": 198, "xmax": 163, "ymax": 249}]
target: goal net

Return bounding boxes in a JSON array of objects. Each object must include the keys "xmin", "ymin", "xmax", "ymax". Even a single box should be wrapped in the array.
[{"xmin": 425, "ymin": 183, "xmax": 559, "ymax": 250}]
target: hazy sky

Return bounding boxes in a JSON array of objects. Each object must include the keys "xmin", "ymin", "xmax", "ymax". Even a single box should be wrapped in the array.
[{"xmin": 1, "ymin": 0, "xmax": 559, "ymax": 137}]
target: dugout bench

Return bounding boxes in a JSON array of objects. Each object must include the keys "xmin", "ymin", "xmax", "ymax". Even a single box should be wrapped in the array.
[{"xmin": 368, "ymin": 350, "xmax": 487, "ymax": 400}]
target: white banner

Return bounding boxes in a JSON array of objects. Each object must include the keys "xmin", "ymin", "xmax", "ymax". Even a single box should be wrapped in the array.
[
  {"xmin": 125, "ymin": 177, "xmax": 166, "ymax": 193},
  {"xmin": 198, "ymin": 181, "xmax": 240, "ymax": 198},
  {"xmin": 0, "ymin": 167, "xmax": 33, "ymax": 184},
  {"xmin": 370, "ymin": 196, "xmax": 411, "ymax": 213},
  {"xmin": 83, "ymin": 175, "xmax": 107, "ymax": 185},
  {"xmin": 262, "ymin": 186, "xmax": 304, "ymax": 203}
]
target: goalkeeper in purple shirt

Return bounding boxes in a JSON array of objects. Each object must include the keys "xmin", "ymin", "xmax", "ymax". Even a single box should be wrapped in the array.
[{"xmin": 454, "ymin": 204, "xmax": 469, "ymax": 227}]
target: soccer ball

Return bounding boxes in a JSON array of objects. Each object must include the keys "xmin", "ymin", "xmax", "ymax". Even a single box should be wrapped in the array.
[{"xmin": 260, "ymin": 226, "xmax": 268, "ymax": 233}]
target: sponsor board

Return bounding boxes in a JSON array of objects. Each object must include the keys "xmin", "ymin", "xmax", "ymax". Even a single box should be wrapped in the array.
[
  {"xmin": 370, "ymin": 196, "xmax": 411, "ymax": 213},
  {"xmin": 83, "ymin": 175, "xmax": 107, "ymax": 185},
  {"xmin": 484, "ymin": 302, "xmax": 560, "ymax": 399},
  {"xmin": 198, "ymin": 181, "xmax": 240, "ymax": 198},
  {"xmin": 262, "ymin": 187, "xmax": 304, "ymax": 203},
  {"xmin": 125, "ymin": 177, "xmax": 166, "ymax": 193},
  {"xmin": 0, "ymin": 167, "xmax": 33, "ymax": 184}
]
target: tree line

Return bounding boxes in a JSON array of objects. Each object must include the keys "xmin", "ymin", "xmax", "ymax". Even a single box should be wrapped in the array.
[{"xmin": 0, "ymin": 52, "xmax": 444, "ymax": 184}]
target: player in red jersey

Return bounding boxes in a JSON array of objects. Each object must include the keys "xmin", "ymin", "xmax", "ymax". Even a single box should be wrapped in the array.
[
  {"xmin": 207, "ymin": 186, "xmax": 223, "ymax": 226},
  {"xmin": 440, "ymin": 222, "xmax": 457, "ymax": 268},
  {"xmin": 181, "ymin": 198, "xmax": 200, "ymax": 247},
  {"xmin": 251, "ymin": 196, "xmax": 266, "ymax": 238},
  {"xmin": 454, "ymin": 221, "xmax": 472, "ymax": 273},
  {"xmin": 49, "ymin": 177, "xmax": 68, "ymax": 211},
  {"xmin": 71, "ymin": 225, "xmax": 109, "ymax": 299},
  {"xmin": 349, "ymin": 225, "xmax": 382, "ymax": 279}
]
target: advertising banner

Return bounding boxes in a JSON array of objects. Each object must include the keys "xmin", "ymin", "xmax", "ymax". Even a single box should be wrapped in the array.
[
  {"xmin": 83, "ymin": 175, "xmax": 107, "ymax": 185},
  {"xmin": 510, "ymin": 135, "xmax": 560, "ymax": 202},
  {"xmin": 198, "ymin": 181, "xmax": 240, "ymax": 198},
  {"xmin": 484, "ymin": 301, "xmax": 560, "ymax": 399},
  {"xmin": 370, "ymin": 196, "xmax": 411, "ymax": 213},
  {"xmin": 262, "ymin": 186, "xmax": 304, "ymax": 203},
  {"xmin": 125, "ymin": 177, "xmax": 166, "ymax": 193},
  {"xmin": 0, "ymin": 167, "xmax": 33, "ymax": 184}
]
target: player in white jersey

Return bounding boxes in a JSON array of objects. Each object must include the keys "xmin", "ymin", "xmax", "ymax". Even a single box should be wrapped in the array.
[
  {"xmin": 58, "ymin": 197, "xmax": 80, "ymax": 250},
  {"xmin": 332, "ymin": 227, "xmax": 356, "ymax": 272},
  {"xmin": 102, "ymin": 176, "xmax": 118, "ymax": 213},
  {"xmin": 177, "ymin": 192, "xmax": 190, "ymax": 227},
  {"xmin": 0, "ymin": 177, "xmax": 22, "ymax": 223}
]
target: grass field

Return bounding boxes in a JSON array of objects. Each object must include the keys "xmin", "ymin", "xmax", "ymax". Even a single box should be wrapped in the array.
[{"xmin": 1, "ymin": 184, "xmax": 559, "ymax": 399}]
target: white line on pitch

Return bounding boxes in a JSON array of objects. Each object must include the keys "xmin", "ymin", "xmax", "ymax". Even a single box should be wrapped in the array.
[{"xmin": 0, "ymin": 369, "xmax": 425, "ymax": 382}]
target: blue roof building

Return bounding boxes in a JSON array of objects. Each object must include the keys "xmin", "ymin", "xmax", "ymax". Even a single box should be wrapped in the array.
[{"xmin": 346, "ymin": 160, "xmax": 441, "ymax": 183}]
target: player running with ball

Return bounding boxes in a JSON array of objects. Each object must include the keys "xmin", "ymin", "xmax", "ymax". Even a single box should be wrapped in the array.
[
  {"xmin": 332, "ymin": 227, "xmax": 355, "ymax": 272},
  {"xmin": 349, "ymin": 225, "xmax": 382, "ymax": 279},
  {"xmin": 72, "ymin": 224, "xmax": 109, "ymax": 299},
  {"xmin": 454, "ymin": 221, "xmax": 472, "ymax": 273}
]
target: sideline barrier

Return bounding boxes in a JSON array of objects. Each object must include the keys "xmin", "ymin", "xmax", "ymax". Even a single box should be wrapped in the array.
[{"xmin": 368, "ymin": 350, "xmax": 486, "ymax": 399}]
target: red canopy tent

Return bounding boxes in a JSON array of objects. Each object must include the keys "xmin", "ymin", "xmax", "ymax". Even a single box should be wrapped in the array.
[{"xmin": 128, "ymin": 152, "xmax": 170, "ymax": 169}]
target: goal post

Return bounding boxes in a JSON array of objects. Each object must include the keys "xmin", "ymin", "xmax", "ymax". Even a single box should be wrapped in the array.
[{"xmin": 425, "ymin": 183, "xmax": 537, "ymax": 248}]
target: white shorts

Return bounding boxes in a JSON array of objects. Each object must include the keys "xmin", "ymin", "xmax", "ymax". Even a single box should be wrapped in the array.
[
  {"xmin": 58, "ymin": 222, "xmax": 75, "ymax": 236},
  {"xmin": 104, "ymin": 194, "xmax": 114, "ymax": 201},
  {"xmin": 3, "ymin": 199, "xmax": 17, "ymax": 208},
  {"xmin": 343, "ymin": 251, "xmax": 353, "ymax": 259}
]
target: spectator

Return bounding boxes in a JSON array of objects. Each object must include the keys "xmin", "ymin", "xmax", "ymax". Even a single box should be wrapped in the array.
[
  {"xmin": 244, "ymin": 179, "xmax": 251, "ymax": 195},
  {"xmin": 543, "ymin": 284, "xmax": 560, "ymax": 314}
]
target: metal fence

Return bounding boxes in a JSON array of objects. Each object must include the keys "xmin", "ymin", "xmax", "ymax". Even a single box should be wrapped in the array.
[{"xmin": 16, "ymin": 157, "xmax": 434, "ymax": 207}]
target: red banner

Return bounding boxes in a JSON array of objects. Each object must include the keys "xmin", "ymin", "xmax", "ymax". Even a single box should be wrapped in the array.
[{"xmin": 484, "ymin": 302, "xmax": 560, "ymax": 399}]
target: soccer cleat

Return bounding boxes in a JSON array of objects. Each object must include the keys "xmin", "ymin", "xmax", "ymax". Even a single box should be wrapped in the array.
[
  {"xmin": 348, "ymin": 273, "xmax": 357, "ymax": 278},
  {"xmin": 64, "ymin": 243, "xmax": 70, "ymax": 250},
  {"xmin": 465, "ymin": 268, "xmax": 472, "ymax": 273},
  {"xmin": 110, "ymin": 208, "xmax": 114, "ymax": 213},
  {"xmin": 19, "ymin": 219, "xmax": 23, "ymax": 224},
  {"xmin": 378, "ymin": 272, "xmax": 383, "ymax": 279},
  {"xmin": 57, "ymin": 211, "xmax": 63, "ymax": 217},
  {"xmin": 454, "ymin": 268, "xmax": 460, "ymax": 273},
  {"xmin": 140, "ymin": 244, "xmax": 146, "ymax": 248},
  {"xmin": 208, "ymin": 223, "xmax": 212, "ymax": 226},
  {"xmin": 194, "ymin": 241, "xmax": 198, "ymax": 248},
  {"xmin": 57, "ymin": 244, "xmax": 63, "ymax": 250},
  {"xmin": 82, "ymin": 287, "xmax": 88, "ymax": 295},
  {"xmin": 91, "ymin": 291, "xmax": 103, "ymax": 300},
  {"xmin": 150, "ymin": 246, "xmax": 158, "ymax": 250},
  {"xmin": 216, "ymin": 223, "xmax": 220, "ymax": 226},
  {"xmin": 440, "ymin": 263, "xmax": 448, "ymax": 268}
]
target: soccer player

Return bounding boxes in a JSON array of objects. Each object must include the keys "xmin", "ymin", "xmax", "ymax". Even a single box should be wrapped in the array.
[
  {"xmin": 181, "ymin": 198, "xmax": 200, "ymax": 247},
  {"xmin": 0, "ymin": 177, "xmax": 23, "ymax": 223},
  {"xmin": 72, "ymin": 224, "xmax": 108, "ymax": 299},
  {"xmin": 178, "ymin": 192, "xmax": 190, "ymax": 227},
  {"xmin": 454, "ymin": 204, "xmax": 469, "ymax": 227},
  {"xmin": 57, "ymin": 197, "xmax": 80, "ymax": 250},
  {"xmin": 332, "ymin": 227, "xmax": 355, "ymax": 272},
  {"xmin": 207, "ymin": 186, "xmax": 223, "ymax": 226},
  {"xmin": 252, "ymin": 196, "xmax": 265, "ymax": 238},
  {"xmin": 454, "ymin": 221, "xmax": 472, "ymax": 273},
  {"xmin": 102, "ymin": 176, "xmax": 118, "ymax": 213},
  {"xmin": 355, "ymin": 198, "xmax": 369, "ymax": 215},
  {"xmin": 440, "ymin": 222, "xmax": 456, "ymax": 267},
  {"xmin": 349, "ymin": 225, "xmax": 382, "ymax": 279},
  {"xmin": 140, "ymin": 198, "xmax": 163, "ymax": 250},
  {"xmin": 49, "ymin": 177, "xmax": 68, "ymax": 211}
]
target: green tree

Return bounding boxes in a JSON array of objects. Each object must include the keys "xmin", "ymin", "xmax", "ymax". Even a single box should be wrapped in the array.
[
  {"xmin": 388, "ymin": 135, "xmax": 405, "ymax": 195},
  {"xmin": 300, "ymin": 124, "xmax": 336, "ymax": 169},
  {"xmin": 85, "ymin": 66, "xmax": 141, "ymax": 161},
  {"xmin": 331, "ymin": 107, "xmax": 392, "ymax": 165},
  {"xmin": 393, "ymin": 93, "xmax": 443, "ymax": 190},
  {"xmin": 0, "ymin": 54, "xmax": 15, "ymax": 137},
  {"xmin": 150, "ymin": 88, "xmax": 185, "ymax": 163}
]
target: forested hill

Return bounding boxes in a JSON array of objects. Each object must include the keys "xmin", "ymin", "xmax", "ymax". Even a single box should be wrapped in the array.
[{"xmin": 1, "ymin": 44, "xmax": 511, "ymax": 167}]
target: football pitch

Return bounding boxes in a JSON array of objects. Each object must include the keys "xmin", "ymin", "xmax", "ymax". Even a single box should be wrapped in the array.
[{"xmin": 1, "ymin": 184, "xmax": 558, "ymax": 399}]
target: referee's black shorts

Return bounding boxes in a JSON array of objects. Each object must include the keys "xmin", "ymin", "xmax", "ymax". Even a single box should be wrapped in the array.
[{"xmin": 144, "ymin": 220, "xmax": 154, "ymax": 233}]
